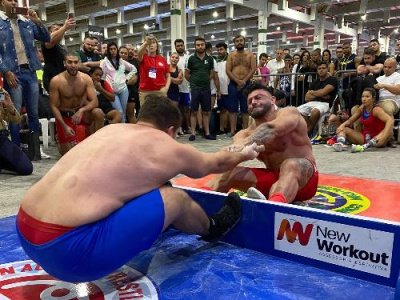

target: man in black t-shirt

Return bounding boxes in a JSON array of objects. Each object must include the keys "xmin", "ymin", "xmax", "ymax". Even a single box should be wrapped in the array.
[
  {"xmin": 368, "ymin": 39, "xmax": 388, "ymax": 65},
  {"xmin": 41, "ymin": 17, "xmax": 75, "ymax": 92},
  {"xmin": 358, "ymin": 47, "xmax": 384, "ymax": 77},
  {"xmin": 76, "ymin": 37, "xmax": 102, "ymax": 73},
  {"xmin": 298, "ymin": 61, "xmax": 338, "ymax": 134}
]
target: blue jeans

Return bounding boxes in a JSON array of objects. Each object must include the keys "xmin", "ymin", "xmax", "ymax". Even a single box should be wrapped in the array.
[
  {"xmin": 112, "ymin": 86, "xmax": 129, "ymax": 123},
  {"xmin": 4, "ymin": 69, "xmax": 40, "ymax": 145}
]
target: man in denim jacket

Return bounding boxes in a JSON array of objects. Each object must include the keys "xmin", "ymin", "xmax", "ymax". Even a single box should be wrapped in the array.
[{"xmin": 0, "ymin": 0, "xmax": 50, "ymax": 160}]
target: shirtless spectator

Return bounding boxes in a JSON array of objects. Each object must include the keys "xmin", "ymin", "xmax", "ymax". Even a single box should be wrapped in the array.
[
  {"xmin": 209, "ymin": 82, "xmax": 317, "ymax": 203},
  {"xmin": 16, "ymin": 95, "xmax": 262, "ymax": 282},
  {"xmin": 49, "ymin": 53, "xmax": 104, "ymax": 155},
  {"xmin": 226, "ymin": 35, "xmax": 257, "ymax": 134},
  {"xmin": 298, "ymin": 61, "xmax": 338, "ymax": 135}
]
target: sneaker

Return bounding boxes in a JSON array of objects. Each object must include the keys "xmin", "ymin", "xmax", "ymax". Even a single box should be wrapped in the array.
[
  {"xmin": 327, "ymin": 136, "xmax": 337, "ymax": 146},
  {"xmin": 40, "ymin": 147, "xmax": 51, "ymax": 159},
  {"xmin": 333, "ymin": 142, "xmax": 345, "ymax": 152},
  {"xmin": 202, "ymin": 192, "xmax": 242, "ymax": 242},
  {"xmin": 311, "ymin": 135, "xmax": 322, "ymax": 145},
  {"xmin": 246, "ymin": 187, "xmax": 267, "ymax": 200},
  {"xmin": 189, "ymin": 134, "xmax": 196, "ymax": 141},
  {"xmin": 351, "ymin": 144, "xmax": 365, "ymax": 153},
  {"xmin": 204, "ymin": 134, "xmax": 216, "ymax": 140}
]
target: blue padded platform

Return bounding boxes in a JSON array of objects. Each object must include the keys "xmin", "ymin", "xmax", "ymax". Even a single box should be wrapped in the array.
[{"xmin": 0, "ymin": 216, "xmax": 395, "ymax": 299}]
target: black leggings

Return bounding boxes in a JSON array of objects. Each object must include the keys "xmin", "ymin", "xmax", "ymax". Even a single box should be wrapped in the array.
[{"xmin": 0, "ymin": 135, "xmax": 33, "ymax": 175}]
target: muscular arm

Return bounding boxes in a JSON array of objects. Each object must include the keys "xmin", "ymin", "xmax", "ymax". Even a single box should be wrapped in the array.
[
  {"xmin": 79, "ymin": 76, "xmax": 99, "ymax": 113},
  {"xmin": 44, "ymin": 19, "xmax": 74, "ymax": 49},
  {"xmin": 248, "ymin": 107, "xmax": 301, "ymax": 144},
  {"xmin": 366, "ymin": 63, "xmax": 383, "ymax": 75},
  {"xmin": 178, "ymin": 143, "xmax": 260, "ymax": 178},
  {"xmin": 171, "ymin": 70, "xmax": 183, "ymax": 85},
  {"xmin": 373, "ymin": 107, "xmax": 394, "ymax": 147},
  {"xmin": 49, "ymin": 77, "xmax": 68, "ymax": 130}
]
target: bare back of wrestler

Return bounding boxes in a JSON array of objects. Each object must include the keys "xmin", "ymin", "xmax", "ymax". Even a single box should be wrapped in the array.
[
  {"xmin": 49, "ymin": 53, "xmax": 104, "ymax": 155},
  {"xmin": 20, "ymin": 111, "xmax": 262, "ymax": 229},
  {"xmin": 209, "ymin": 83, "xmax": 317, "ymax": 203}
]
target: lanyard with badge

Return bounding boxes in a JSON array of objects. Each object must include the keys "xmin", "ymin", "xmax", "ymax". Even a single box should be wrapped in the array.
[{"xmin": 149, "ymin": 56, "xmax": 157, "ymax": 79}]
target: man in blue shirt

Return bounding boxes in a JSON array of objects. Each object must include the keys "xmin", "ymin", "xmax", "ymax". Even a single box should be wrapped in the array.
[{"xmin": 0, "ymin": 1, "xmax": 50, "ymax": 160}]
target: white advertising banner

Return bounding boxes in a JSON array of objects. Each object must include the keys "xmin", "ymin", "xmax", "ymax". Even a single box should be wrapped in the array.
[{"xmin": 274, "ymin": 212, "xmax": 394, "ymax": 278}]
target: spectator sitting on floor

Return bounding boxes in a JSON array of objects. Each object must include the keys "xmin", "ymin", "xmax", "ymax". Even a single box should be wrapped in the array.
[
  {"xmin": 298, "ymin": 61, "xmax": 338, "ymax": 135},
  {"xmin": 89, "ymin": 67, "xmax": 122, "ymax": 125},
  {"xmin": 0, "ymin": 89, "xmax": 32, "ymax": 175},
  {"xmin": 373, "ymin": 57, "xmax": 400, "ymax": 118},
  {"xmin": 333, "ymin": 88, "xmax": 393, "ymax": 152}
]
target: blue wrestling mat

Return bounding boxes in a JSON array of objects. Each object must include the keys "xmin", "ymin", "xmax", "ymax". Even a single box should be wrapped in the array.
[{"xmin": 1, "ymin": 188, "xmax": 399, "ymax": 299}]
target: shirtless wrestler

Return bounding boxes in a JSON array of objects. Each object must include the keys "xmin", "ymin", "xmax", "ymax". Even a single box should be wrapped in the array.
[
  {"xmin": 226, "ymin": 35, "xmax": 257, "ymax": 133},
  {"xmin": 16, "ymin": 95, "xmax": 263, "ymax": 283},
  {"xmin": 49, "ymin": 52, "xmax": 104, "ymax": 155},
  {"xmin": 209, "ymin": 82, "xmax": 318, "ymax": 203}
]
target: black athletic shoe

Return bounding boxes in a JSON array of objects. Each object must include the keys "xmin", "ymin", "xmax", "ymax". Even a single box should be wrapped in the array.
[
  {"xmin": 202, "ymin": 192, "xmax": 242, "ymax": 242},
  {"xmin": 204, "ymin": 134, "xmax": 216, "ymax": 140},
  {"xmin": 189, "ymin": 134, "xmax": 196, "ymax": 141}
]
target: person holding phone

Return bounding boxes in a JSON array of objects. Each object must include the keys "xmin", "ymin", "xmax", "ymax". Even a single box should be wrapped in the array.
[
  {"xmin": 0, "ymin": 0, "xmax": 50, "ymax": 161},
  {"xmin": 0, "ymin": 89, "xmax": 33, "ymax": 175},
  {"xmin": 41, "ymin": 14, "xmax": 76, "ymax": 92}
]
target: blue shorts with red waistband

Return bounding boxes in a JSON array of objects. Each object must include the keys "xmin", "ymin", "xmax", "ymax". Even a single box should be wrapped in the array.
[{"xmin": 16, "ymin": 188, "xmax": 165, "ymax": 283}]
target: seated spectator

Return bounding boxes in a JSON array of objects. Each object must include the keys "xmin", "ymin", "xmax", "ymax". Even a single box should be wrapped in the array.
[
  {"xmin": 275, "ymin": 55, "xmax": 292, "ymax": 105},
  {"xmin": 274, "ymin": 89, "xmax": 286, "ymax": 108},
  {"xmin": 298, "ymin": 61, "xmax": 338, "ymax": 135},
  {"xmin": 368, "ymin": 39, "xmax": 388, "ymax": 65},
  {"xmin": 333, "ymin": 88, "xmax": 393, "ymax": 152},
  {"xmin": 49, "ymin": 53, "xmax": 104, "ymax": 155},
  {"xmin": 374, "ymin": 57, "xmax": 400, "ymax": 117},
  {"xmin": 89, "ymin": 67, "xmax": 122, "ymax": 125},
  {"xmin": 0, "ymin": 90, "xmax": 32, "ymax": 175}
]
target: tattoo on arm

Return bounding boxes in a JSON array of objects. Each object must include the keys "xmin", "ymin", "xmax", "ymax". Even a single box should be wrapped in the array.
[{"xmin": 250, "ymin": 123, "xmax": 275, "ymax": 144}]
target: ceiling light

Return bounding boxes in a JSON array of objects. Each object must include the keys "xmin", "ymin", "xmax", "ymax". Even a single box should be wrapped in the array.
[
  {"xmin": 276, "ymin": 26, "xmax": 281, "ymax": 31},
  {"xmin": 212, "ymin": 11, "xmax": 218, "ymax": 18},
  {"xmin": 144, "ymin": 24, "xmax": 149, "ymax": 30},
  {"xmin": 116, "ymin": 29, "xmax": 121, "ymax": 34},
  {"xmin": 211, "ymin": 34, "xmax": 215, "ymax": 39},
  {"xmin": 240, "ymin": 29, "xmax": 247, "ymax": 36},
  {"xmin": 361, "ymin": 14, "xmax": 366, "ymax": 21}
]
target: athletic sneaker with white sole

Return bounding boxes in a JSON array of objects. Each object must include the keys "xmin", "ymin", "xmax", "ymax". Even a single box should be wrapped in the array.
[{"xmin": 246, "ymin": 187, "xmax": 267, "ymax": 200}]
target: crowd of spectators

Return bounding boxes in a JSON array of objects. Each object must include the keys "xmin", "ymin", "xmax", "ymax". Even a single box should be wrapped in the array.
[{"xmin": 0, "ymin": 0, "xmax": 400, "ymax": 175}]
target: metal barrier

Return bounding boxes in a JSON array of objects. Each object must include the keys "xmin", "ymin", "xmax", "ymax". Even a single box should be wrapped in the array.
[{"xmin": 252, "ymin": 69, "xmax": 357, "ymax": 109}]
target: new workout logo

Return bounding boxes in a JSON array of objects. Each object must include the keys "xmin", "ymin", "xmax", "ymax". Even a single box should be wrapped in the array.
[{"xmin": 276, "ymin": 219, "xmax": 313, "ymax": 246}]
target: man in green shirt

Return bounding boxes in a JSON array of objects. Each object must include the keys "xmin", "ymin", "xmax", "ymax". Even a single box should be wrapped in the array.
[{"xmin": 185, "ymin": 37, "xmax": 218, "ymax": 141}]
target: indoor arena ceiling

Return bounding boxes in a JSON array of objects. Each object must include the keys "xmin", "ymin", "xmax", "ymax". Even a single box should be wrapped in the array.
[{"xmin": 27, "ymin": 0, "xmax": 400, "ymax": 55}]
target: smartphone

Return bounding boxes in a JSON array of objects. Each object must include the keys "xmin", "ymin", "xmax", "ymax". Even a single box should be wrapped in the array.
[
  {"xmin": 11, "ymin": 7, "xmax": 29, "ymax": 15},
  {"xmin": 67, "ymin": 12, "xmax": 74, "ymax": 19}
]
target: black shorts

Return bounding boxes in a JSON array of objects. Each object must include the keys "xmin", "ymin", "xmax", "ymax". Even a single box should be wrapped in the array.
[{"xmin": 190, "ymin": 88, "xmax": 211, "ymax": 112}]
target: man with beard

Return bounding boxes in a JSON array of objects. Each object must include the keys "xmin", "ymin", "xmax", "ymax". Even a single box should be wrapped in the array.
[
  {"xmin": 186, "ymin": 37, "xmax": 216, "ymax": 141},
  {"xmin": 49, "ymin": 53, "xmax": 104, "ymax": 155},
  {"xmin": 174, "ymin": 39, "xmax": 191, "ymax": 133},
  {"xmin": 226, "ymin": 35, "xmax": 257, "ymax": 133},
  {"xmin": 76, "ymin": 37, "xmax": 102, "ymax": 73},
  {"xmin": 209, "ymin": 82, "xmax": 318, "ymax": 204}
]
